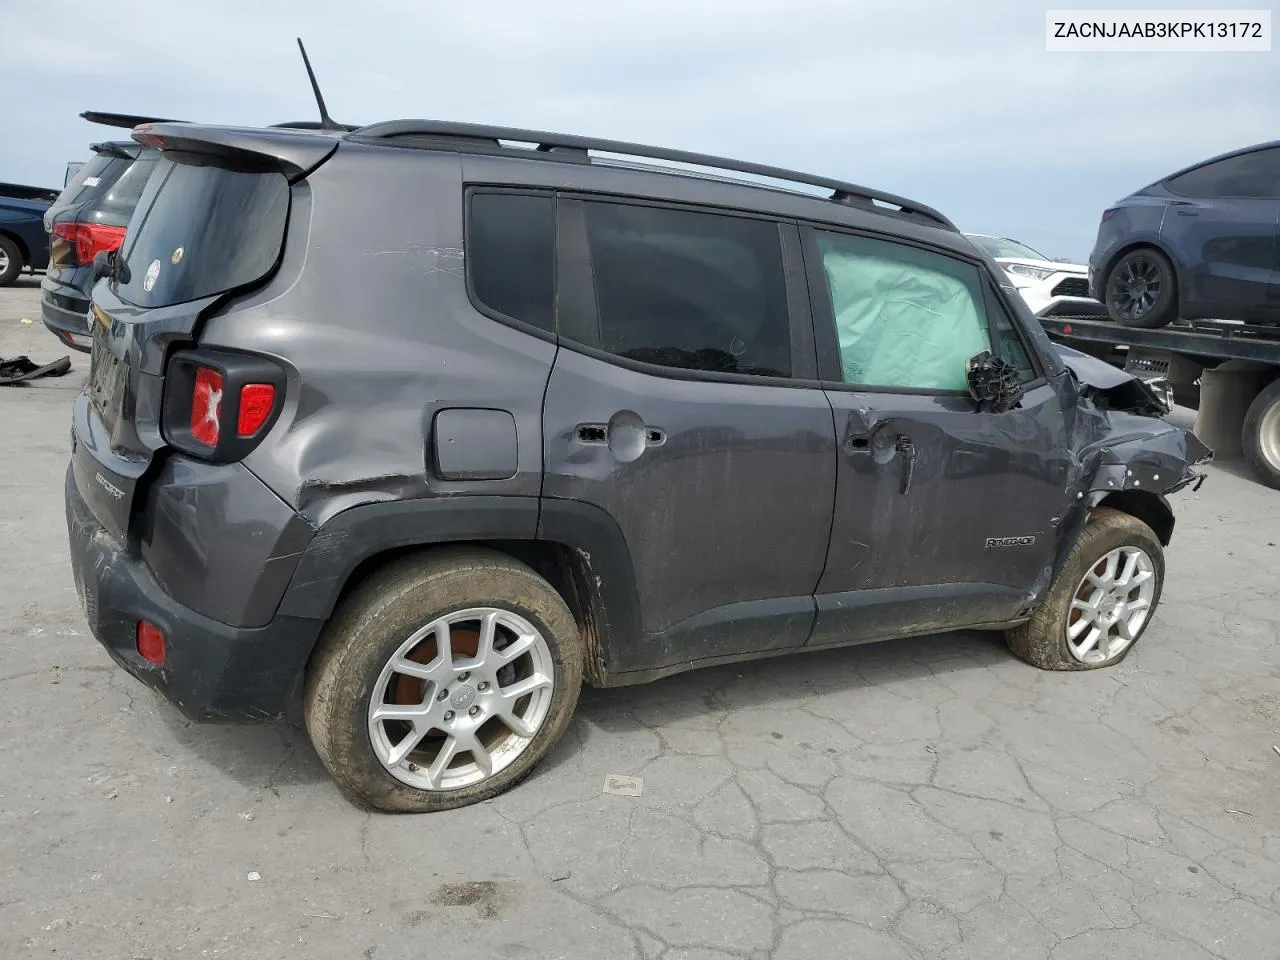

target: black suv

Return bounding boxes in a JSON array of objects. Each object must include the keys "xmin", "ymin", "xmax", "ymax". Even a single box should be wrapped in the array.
[
  {"xmin": 66, "ymin": 118, "xmax": 1212, "ymax": 812},
  {"xmin": 41, "ymin": 139, "xmax": 159, "ymax": 350}
]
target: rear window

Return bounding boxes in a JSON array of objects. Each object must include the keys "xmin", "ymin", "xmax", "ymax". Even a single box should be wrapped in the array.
[
  {"xmin": 95, "ymin": 152, "xmax": 159, "ymax": 224},
  {"xmin": 115, "ymin": 155, "xmax": 290, "ymax": 308},
  {"xmin": 48, "ymin": 153, "xmax": 128, "ymax": 217}
]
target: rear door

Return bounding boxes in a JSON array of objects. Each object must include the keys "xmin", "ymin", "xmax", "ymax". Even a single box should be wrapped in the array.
[
  {"xmin": 540, "ymin": 195, "xmax": 837, "ymax": 673},
  {"xmin": 800, "ymin": 226, "xmax": 1073, "ymax": 647},
  {"xmin": 1158, "ymin": 146, "xmax": 1280, "ymax": 319},
  {"xmin": 74, "ymin": 151, "xmax": 293, "ymax": 542}
]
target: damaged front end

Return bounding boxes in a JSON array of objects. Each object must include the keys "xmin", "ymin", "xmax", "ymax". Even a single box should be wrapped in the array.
[{"xmin": 1053, "ymin": 344, "xmax": 1213, "ymax": 554}]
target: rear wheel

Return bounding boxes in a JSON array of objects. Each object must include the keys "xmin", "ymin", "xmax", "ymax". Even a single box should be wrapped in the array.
[
  {"xmin": 1007, "ymin": 507, "xmax": 1164, "ymax": 670},
  {"xmin": 304, "ymin": 548, "xmax": 584, "ymax": 812},
  {"xmin": 1104, "ymin": 248, "xmax": 1178, "ymax": 328},
  {"xmin": 1242, "ymin": 379, "xmax": 1280, "ymax": 490},
  {"xmin": 0, "ymin": 235, "xmax": 23, "ymax": 286}
]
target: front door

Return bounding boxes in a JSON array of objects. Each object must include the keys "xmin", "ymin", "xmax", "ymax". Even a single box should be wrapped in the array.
[
  {"xmin": 542, "ymin": 198, "xmax": 837, "ymax": 674},
  {"xmin": 800, "ymin": 226, "xmax": 1073, "ymax": 647}
]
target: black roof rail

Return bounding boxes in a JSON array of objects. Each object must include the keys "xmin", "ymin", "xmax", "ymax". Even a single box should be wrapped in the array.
[{"xmin": 348, "ymin": 119, "xmax": 957, "ymax": 231}]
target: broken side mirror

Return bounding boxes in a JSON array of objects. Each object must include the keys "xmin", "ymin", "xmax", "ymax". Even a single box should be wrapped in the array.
[{"xmin": 966, "ymin": 350, "xmax": 1025, "ymax": 413}]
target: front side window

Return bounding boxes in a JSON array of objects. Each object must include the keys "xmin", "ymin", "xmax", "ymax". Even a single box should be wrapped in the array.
[
  {"xmin": 813, "ymin": 230, "xmax": 991, "ymax": 392},
  {"xmin": 468, "ymin": 191, "xmax": 556, "ymax": 332},
  {"xmin": 581, "ymin": 201, "xmax": 792, "ymax": 378}
]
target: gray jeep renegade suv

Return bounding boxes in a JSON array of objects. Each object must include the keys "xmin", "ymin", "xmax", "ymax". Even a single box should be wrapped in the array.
[{"xmin": 66, "ymin": 118, "xmax": 1212, "ymax": 812}]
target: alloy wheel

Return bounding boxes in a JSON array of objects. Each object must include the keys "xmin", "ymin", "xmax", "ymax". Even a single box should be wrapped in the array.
[
  {"xmin": 367, "ymin": 607, "xmax": 555, "ymax": 791},
  {"xmin": 1109, "ymin": 255, "xmax": 1163, "ymax": 321},
  {"xmin": 1065, "ymin": 546, "xmax": 1157, "ymax": 664}
]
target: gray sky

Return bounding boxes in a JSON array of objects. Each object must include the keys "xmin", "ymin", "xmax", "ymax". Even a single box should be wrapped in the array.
[{"xmin": 2, "ymin": 0, "xmax": 1275, "ymax": 259}]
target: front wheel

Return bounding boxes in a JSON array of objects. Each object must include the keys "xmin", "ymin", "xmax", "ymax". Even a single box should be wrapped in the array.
[
  {"xmin": 1242, "ymin": 378, "xmax": 1280, "ymax": 490},
  {"xmin": 1104, "ymin": 248, "xmax": 1179, "ymax": 328},
  {"xmin": 1007, "ymin": 507, "xmax": 1165, "ymax": 670},
  {"xmin": 304, "ymin": 548, "xmax": 584, "ymax": 812}
]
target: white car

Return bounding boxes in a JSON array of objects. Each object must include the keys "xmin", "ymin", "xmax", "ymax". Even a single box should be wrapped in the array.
[{"xmin": 965, "ymin": 233, "xmax": 1107, "ymax": 319}]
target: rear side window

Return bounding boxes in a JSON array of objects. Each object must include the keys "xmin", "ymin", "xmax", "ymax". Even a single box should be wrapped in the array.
[
  {"xmin": 467, "ymin": 192, "xmax": 555, "ymax": 332},
  {"xmin": 1166, "ymin": 147, "xmax": 1280, "ymax": 199},
  {"xmin": 581, "ymin": 201, "xmax": 792, "ymax": 378},
  {"xmin": 116, "ymin": 155, "xmax": 290, "ymax": 308},
  {"xmin": 813, "ymin": 230, "xmax": 991, "ymax": 392}
]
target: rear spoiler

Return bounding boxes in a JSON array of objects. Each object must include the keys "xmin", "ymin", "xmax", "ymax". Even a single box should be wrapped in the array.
[
  {"xmin": 82, "ymin": 110, "xmax": 186, "ymax": 129},
  {"xmin": 0, "ymin": 182, "xmax": 60, "ymax": 204},
  {"xmin": 131, "ymin": 122, "xmax": 340, "ymax": 180}
]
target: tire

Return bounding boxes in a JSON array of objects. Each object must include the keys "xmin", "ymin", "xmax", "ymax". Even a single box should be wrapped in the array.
[
  {"xmin": 1007, "ymin": 507, "xmax": 1165, "ymax": 671},
  {"xmin": 1103, "ymin": 248, "xmax": 1179, "ymax": 329},
  {"xmin": 0, "ymin": 235, "xmax": 23, "ymax": 286},
  {"xmin": 1242, "ymin": 378, "xmax": 1280, "ymax": 490},
  {"xmin": 304, "ymin": 547, "xmax": 584, "ymax": 813}
]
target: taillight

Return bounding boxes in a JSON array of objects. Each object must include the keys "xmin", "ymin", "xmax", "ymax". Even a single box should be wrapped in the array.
[
  {"xmin": 190, "ymin": 367, "xmax": 225, "ymax": 447},
  {"xmin": 162, "ymin": 350, "xmax": 285, "ymax": 463},
  {"xmin": 51, "ymin": 221, "xmax": 127, "ymax": 266}
]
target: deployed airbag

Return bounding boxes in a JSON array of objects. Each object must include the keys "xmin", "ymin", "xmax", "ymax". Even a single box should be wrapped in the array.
[{"xmin": 818, "ymin": 233, "xmax": 990, "ymax": 391}]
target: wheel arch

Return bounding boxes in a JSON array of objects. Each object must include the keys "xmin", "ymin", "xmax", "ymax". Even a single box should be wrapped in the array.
[
  {"xmin": 278, "ymin": 496, "xmax": 641, "ymax": 687},
  {"xmin": 1092, "ymin": 490, "xmax": 1175, "ymax": 546}
]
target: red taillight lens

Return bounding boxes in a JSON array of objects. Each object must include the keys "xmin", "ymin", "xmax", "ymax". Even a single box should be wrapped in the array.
[
  {"xmin": 51, "ymin": 221, "xmax": 127, "ymax": 266},
  {"xmin": 136, "ymin": 621, "xmax": 166, "ymax": 665},
  {"xmin": 237, "ymin": 384, "xmax": 276, "ymax": 437},
  {"xmin": 190, "ymin": 367, "xmax": 225, "ymax": 447}
]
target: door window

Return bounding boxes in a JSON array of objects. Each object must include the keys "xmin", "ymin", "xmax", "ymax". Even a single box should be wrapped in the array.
[
  {"xmin": 467, "ymin": 191, "xmax": 556, "ymax": 333},
  {"xmin": 813, "ymin": 230, "xmax": 992, "ymax": 391},
  {"xmin": 580, "ymin": 201, "xmax": 792, "ymax": 378}
]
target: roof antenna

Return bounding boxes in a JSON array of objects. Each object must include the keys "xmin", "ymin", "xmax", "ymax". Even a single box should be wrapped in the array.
[{"xmin": 296, "ymin": 37, "xmax": 343, "ymax": 131}]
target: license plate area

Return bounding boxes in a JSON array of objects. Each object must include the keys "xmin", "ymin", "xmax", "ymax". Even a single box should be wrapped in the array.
[{"xmin": 87, "ymin": 316, "xmax": 125, "ymax": 427}]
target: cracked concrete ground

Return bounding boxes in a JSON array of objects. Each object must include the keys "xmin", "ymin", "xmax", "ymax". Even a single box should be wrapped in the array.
[{"xmin": 2, "ymin": 277, "xmax": 1278, "ymax": 960}]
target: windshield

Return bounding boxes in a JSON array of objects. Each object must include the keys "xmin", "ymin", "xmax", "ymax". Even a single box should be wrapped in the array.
[
  {"xmin": 115, "ymin": 154, "xmax": 290, "ymax": 308},
  {"xmin": 968, "ymin": 235, "xmax": 1051, "ymax": 262}
]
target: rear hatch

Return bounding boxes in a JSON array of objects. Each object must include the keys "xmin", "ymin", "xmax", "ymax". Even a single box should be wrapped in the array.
[
  {"xmin": 73, "ymin": 137, "xmax": 303, "ymax": 543},
  {"xmin": 45, "ymin": 143, "xmax": 159, "ymax": 302}
]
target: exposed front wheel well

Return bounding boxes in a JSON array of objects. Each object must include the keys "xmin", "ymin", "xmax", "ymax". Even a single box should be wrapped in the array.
[{"xmin": 1093, "ymin": 490, "xmax": 1174, "ymax": 545}]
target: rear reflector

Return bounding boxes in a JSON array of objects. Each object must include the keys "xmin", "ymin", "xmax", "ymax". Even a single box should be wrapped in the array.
[
  {"xmin": 190, "ymin": 367, "xmax": 225, "ymax": 447},
  {"xmin": 136, "ymin": 621, "xmax": 166, "ymax": 665},
  {"xmin": 51, "ymin": 221, "xmax": 127, "ymax": 266},
  {"xmin": 237, "ymin": 383, "xmax": 276, "ymax": 437}
]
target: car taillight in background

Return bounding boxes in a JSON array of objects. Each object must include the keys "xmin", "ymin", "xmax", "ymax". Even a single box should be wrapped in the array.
[
  {"xmin": 51, "ymin": 221, "xmax": 126, "ymax": 266},
  {"xmin": 162, "ymin": 349, "xmax": 285, "ymax": 462}
]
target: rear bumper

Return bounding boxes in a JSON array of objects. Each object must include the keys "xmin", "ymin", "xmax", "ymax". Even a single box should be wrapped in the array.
[
  {"xmin": 40, "ymin": 279, "xmax": 92, "ymax": 352},
  {"xmin": 65, "ymin": 464, "xmax": 322, "ymax": 722}
]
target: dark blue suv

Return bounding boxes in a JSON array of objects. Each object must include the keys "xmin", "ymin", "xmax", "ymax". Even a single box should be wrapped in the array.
[{"xmin": 1089, "ymin": 140, "xmax": 1280, "ymax": 328}]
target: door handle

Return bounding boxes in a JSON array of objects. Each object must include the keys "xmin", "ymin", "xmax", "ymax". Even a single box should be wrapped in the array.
[
  {"xmin": 896, "ymin": 435, "xmax": 916, "ymax": 495},
  {"xmin": 1176, "ymin": 210, "xmax": 1199, "ymax": 217}
]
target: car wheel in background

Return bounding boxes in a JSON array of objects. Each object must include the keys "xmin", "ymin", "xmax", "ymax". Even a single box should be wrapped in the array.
[
  {"xmin": 304, "ymin": 547, "xmax": 584, "ymax": 813},
  {"xmin": 0, "ymin": 235, "xmax": 23, "ymax": 286},
  {"xmin": 1242, "ymin": 378, "xmax": 1280, "ymax": 490},
  {"xmin": 1007, "ymin": 507, "xmax": 1165, "ymax": 671},
  {"xmin": 1104, "ymin": 248, "xmax": 1179, "ymax": 328}
]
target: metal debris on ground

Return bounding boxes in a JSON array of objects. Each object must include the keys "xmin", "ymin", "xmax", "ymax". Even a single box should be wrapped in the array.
[
  {"xmin": 247, "ymin": 871, "xmax": 262, "ymax": 882},
  {"xmin": 603, "ymin": 774, "xmax": 643, "ymax": 798}
]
